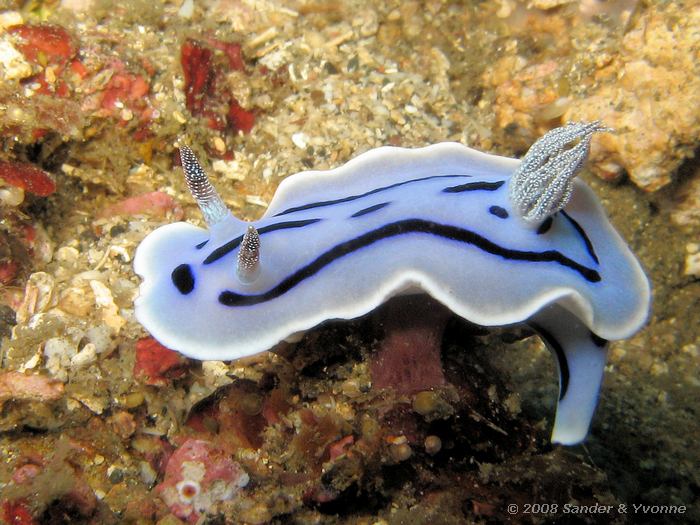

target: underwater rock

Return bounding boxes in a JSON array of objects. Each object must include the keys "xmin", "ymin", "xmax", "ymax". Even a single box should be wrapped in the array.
[
  {"xmin": 7, "ymin": 24, "xmax": 75, "ymax": 66},
  {"xmin": 6, "ymin": 23, "xmax": 77, "ymax": 97},
  {"xmin": 684, "ymin": 243, "xmax": 700, "ymax": 277},
  {"xmin": 565, "ymin": 3, "xmax": 700, "ymax": 191},
  {"xmin": 0, "ymin": 161, "xmax": 56, "ymax": 197},
  {"xmin": 0, "ymin": 371, "xmax": 64, "ymax": 407},
  {"xmin": 1, "ymin": 500, "xmax": 34, "ymax": 525},
  {"xmin": 184, "ymin": 380, "xmax": 271, "ymax": 450},
  {"xmin": 157, "ymin": 438, "xmax": 249, "ymax": 523},
  {"xmin": 671, "ymin": 169, "xmax": 700, "ymax": 230},
  {"xmin": 0, "ymin": 260, "xmax": 19, "ymax": 285},
  {"xmin": 181, "ymin": 38, "xmax": 214, "ymax": 118},
  {"xmin": 99, "ymin": 72, "xmax": 150, "ymax": 116},
  {"xmin": 484, "ymin": 57, "xmax": 567, "ymax": 148},
  {"xmin": 133, "ymin": 337, "xmax": 188, "ymax": 386},
  {"xmin": 180, "ymin": 37, "xmax": 255, "ymax": 135}
]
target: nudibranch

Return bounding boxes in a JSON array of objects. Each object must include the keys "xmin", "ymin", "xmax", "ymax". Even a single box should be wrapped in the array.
[{"xmin": 134, "ymin": 122, "xmax": 650, "ymax": 445}]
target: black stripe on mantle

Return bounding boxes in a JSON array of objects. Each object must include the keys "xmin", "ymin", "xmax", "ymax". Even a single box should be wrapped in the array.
[
  {"xmin": 273, "ymin": 174, "xmax": 474, "ymax": 217},
  {"xmin": 561, "ymin": 210, "xmax": 599, "ymax": 264},
  {"xmin": 351, "ymin": 202, "xmax": 390, "ymax": 218},
  {"xmin": 218, "ymin": 218, "xmax": 601, "ymax": 307},
  {"xmin": 203, "ymin": 219, "xmax": 322, "ymax": 264},
  {"xmin": 442, "ymin": 180, "xmax": 505, "ymax": 193}
]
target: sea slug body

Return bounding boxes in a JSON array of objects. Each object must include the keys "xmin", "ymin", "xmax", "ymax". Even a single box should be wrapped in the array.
[{"xmin": 134, "ymin": 122, "xmax": 650, "ymax": 445}]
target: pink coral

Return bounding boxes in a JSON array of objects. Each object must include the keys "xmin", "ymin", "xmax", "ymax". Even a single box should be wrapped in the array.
[
  {"xmin": 100, "ymin": 191, "xmax": 183, "ymax": 220},
  {"xmin": 156, "ymin": 439, "xmax": 249, "ymax": 523}
]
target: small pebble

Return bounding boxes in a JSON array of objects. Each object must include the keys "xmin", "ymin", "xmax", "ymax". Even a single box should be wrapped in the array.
[
  {"xmin": 70, "ymin": 343, "xmax": 97, "ymax": 367},
  {"xmin": 412, "ymin": 390, "xmax": 439, "ymax": 416},
  {"xmin": 341, "ymin": 379, "xmax": 362, "ymax": 397},
  {"xmin": 107, "ymin": 465, "xmax": 124, "ymax": 484},
  {"xmin": 239, "ymin": 392, "xmax": 263, "ymax": 415},
  {"xmin": 291, "ymin": 132, "xmax": 309, "ymax": 149},
  {"xmin": 178, "ymin": 0, "xmax": 194, "ymax": 18},
  {"xmin": 212, "ymin": 136, "xmax": 226, "ymax": 153},
  {"xmin": 390, "ymin": 442, "xmax": 412, "ymax": 462},
  {"xmin": 140, "ymin": 460, "xmax": 157, "ymax": 486},
  {"xmin": 424, "ymin": 435, "xmax": 442, "ymax": 455},
  {"xmin": 172, "ymin": 110, "xmax": 187, "ymax": 123},
  {"xmin": 44, "ymin": 66, "xmax": 56, "ymax": 83},
  {"xmin": 118, "ymin": 391, "xmax": 144, "ymax": 409}
]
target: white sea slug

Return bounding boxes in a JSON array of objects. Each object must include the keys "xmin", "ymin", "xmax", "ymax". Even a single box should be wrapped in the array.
[{"xmin": 134, "ymin": 123, "xmax": 650, "ymax": 445}]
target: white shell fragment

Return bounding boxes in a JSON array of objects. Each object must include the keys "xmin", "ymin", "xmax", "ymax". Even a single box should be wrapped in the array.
[{"xmin": 135, "ymin": 124, "xmax": 650, "ymax": 445}]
